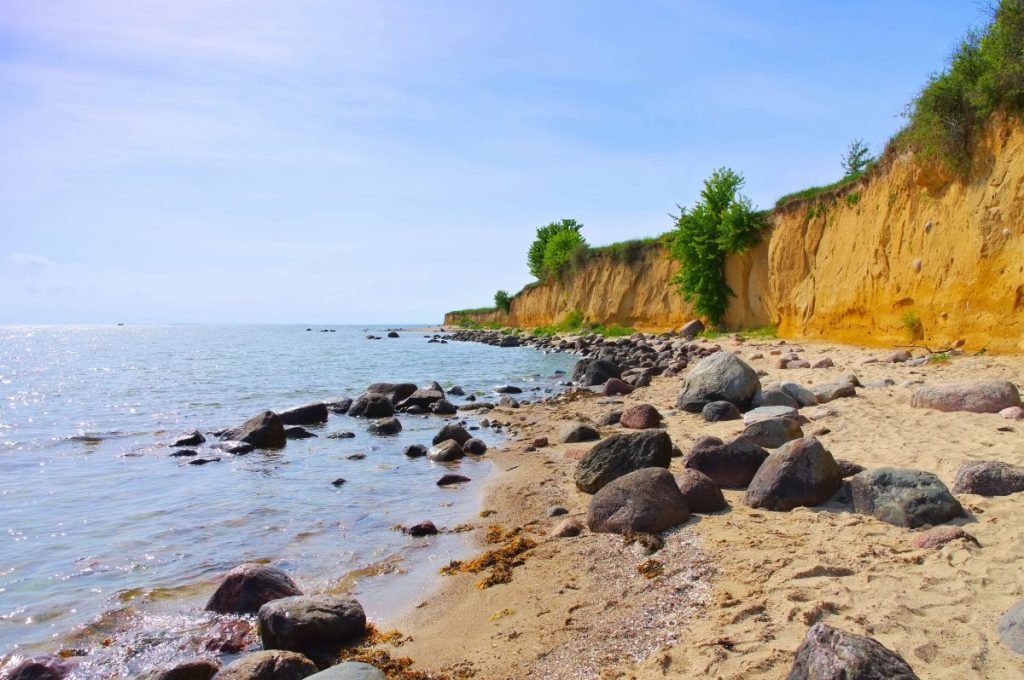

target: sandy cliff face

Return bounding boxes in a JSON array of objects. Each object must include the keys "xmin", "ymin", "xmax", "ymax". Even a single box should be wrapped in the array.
[{"xmin": 447, "ymin": 114, "xmax": 1024, "ymax": 352}]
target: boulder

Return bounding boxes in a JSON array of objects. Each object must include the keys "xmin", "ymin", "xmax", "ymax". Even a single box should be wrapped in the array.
[
  {"xmin": 396, "ymin": 387, "xmax": 446, "ymax": 411},
  {"xmin": 888, "ymin": 349, "xmax": 913, "ymax": 363},
  {"xmin": 498, "ymin": 396, "xmax": 520, "ymax": 408},
  {"xmin": 365, "ymin": 382, "xmax": 418, "ymax": 405},
  {"xmin": 786, "ymin": 623, "xmax": 919, "ymax": 679},
  {"xmin": 284, "ymin": 426, "xmax": 317, "ymax": 440},
  {"xmin": 680, "ymin": 319, "xmax": 704, "ymax": 338},
  {"xmin": 258, "ymin": 595, "xmax": 366, "ymax": 657},
  {"xmin": 432, "ymin": 424, "xmax": 472, "ymax": 446},
  {"xmin": 676, "ymin": 351, "xmax": 760, "ymax": 412},
  {"xmin": 211, "ymin": 440, "xmax": 254, "ymax": 454},
  {"xmin": 587, "ymin": 468, "xmax": 689, "ymax": 534},
  {"xmin": 778, "ymin": 382, "xmax": 818, "ymax": 407},
  {"xmin": 135, "ymin": 659, "xmax": 220, "ymax": 680},
  {"xmin": 403, "ymin": 444, "xmax": 428, "ymax": 458},
  {"xmin": 836, "ymin": 459, "xmax": 865, "ymax": 478},
  {"xmin": 744, "ymin": 438, "xmax": 841, "ymax": 511},
  {"xmin": 743, "ymin": 405, "xmax": 799, "ymax": 424},
  {"xmin": 4, "ymin": 655, "xmax": 77, "ymax": 680},
  {"xmin": 347, "ymin": 394, "xmax": 394, "ymax": 418},
  {"xmin": 811, "ymin": 382, "xmax": 857, "ymax": 403},
  {"xmin": 558, "ymin": 422, "xmax": 600, "ymax": 443},
  {"xmin": 619, "ymin": 404, "xmax": 663, "ymax": 429},
  {"xmin": 220, "ymin": 411, "xmax": 286, "ymax": 449},
  {"xmin": 702, "ymin": 401, "xmax": 741, "ymax": 422},
  {"xmin": 493, "ymin": 385, "xmax": 522, "ymax": 394},
  {"xmin": 437, "ymin": 474, "xmax": 471, "ymax": 486},
  {"xmin": 406, "ymin": 521, "xmax": 438, "ymax": 537},
  {"xmin": 428, "ymin": 440, "xmax": 464, "ymax": 462},
  {"xmin": 600, "ymin": 410, "xmax": 623, "ymax": 426},
  {"xmin": 430, "ymin": 399, "xmax": 458, "ymax": 415},
  {"xmin": 206, "ymin": 563, "xmax": 302, "ymax": 615},
  {"xmin": 216, "ymin": 650, "xmax": 318, "ymax": 680},
  {"xmin": 683, "ymin": 436, "xmax": 769, "ymax": 489},
  {"xmin": 999, "ymin": 600, "xmax": 1024, "ymax": 655},
  {"xmin": 306, "ymin": 662, "xmax": 387, "ymax": 680},
  {"xmin": 812, "ymin": 357, "xmax": 834, "ymax": 369},
  {"xmin": 753, "ymin": 388, "xmax": 800, "ymax": 409},
  {"xmin": 463, "ymin": 438, "xmax": 488, "ymax": 455},
  {"xmin": 911, "ymin": 380, "xmax": 1021, "ymax": 413},
  {"xmin": 326, "ymin": 398, "xmax": 352, "ymax": 414},
  {"xmin": 674, "ymin": 469, "xmax": 728, "ymax": 512},
  {"xmin": 849, "ymin": 468, "xmax": 965, "ymax": 528},
  {"xmin": 325, "ymin": 431, "xmax": 355, "ymax": 440},
  {"xmin": 951, "ymin": 460, "xmax": 1024, "ymax": 496},
  {"xmin": 278, "ymin": 403, "xmax": 329, "ymax": 426},
  {"xmin": 741, "ymin": 417, "xmax": 804, "ymax": 449},
  {"xmin": 573, "ymin": 430, "xmax": 673, "ymax": 493},
  {"xmin": 170, "ymin": 430, "xmax": 206, "ymax": 447},
  {"xmin": 572, "ymin": 358, "xmax": 622, "ymax": 387},
  {"xmin": 603, "ymin": 378, "xmax": 634, "ymax": 396},
  {"xmin": 366, "ymin": 417, "xmax": 401, "ymax": 436}
]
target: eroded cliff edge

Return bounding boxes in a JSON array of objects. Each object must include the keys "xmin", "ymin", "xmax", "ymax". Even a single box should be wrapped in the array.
[{"xmin": 446, "ymin": 113, "xmax": 1024, "ymax": 353}]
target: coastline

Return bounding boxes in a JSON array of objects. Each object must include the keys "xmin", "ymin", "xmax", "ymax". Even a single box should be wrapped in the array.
[{"xmin": 381, "ymin": 336, "xmax": 1024, "ymax": 679}]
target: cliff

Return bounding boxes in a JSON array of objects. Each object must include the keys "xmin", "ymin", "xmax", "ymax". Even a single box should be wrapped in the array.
[{"xmin": 446, "ymin": 113, "xmax": 1024, "ymax": 353}]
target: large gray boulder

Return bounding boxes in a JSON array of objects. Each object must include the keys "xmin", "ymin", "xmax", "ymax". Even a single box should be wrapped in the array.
[
  {"xmin": 396, "ymin": 387, "xmax": 445, "ymax": 411},
  {"xmin": 306, "ymin": 663, "xmax": 386, "ymax": 680},
  {"xmin": 432, "ymin": 424, "xmax": 472, "ymax": 446},
  {"xmin": 753, "ymin": 388, "xmax": 800, "ymax": 409},
  {"xmin": 428, "ymin": 439, "xmax": 464, "ymax": 462},
  {"xmin": 216, "ymin": 651, "xmax": 318, "ymax": 680},
  {"xmin": 778, "ymin": 382, "xmax": 818, "ymax": 407},
  {"xmin": 951, "ymin": 460, "xmax": 1024, "ymax": 496},
  {"xmin": 365, "ymin": 382, "xmax": 418, "ymax": 405},
  {"xmin": 743, "ymin": 405, "xmax": 799, "ymax": 425},
  {"xmin": 811, "ymin": 382, "xmax": 857, "ymax": 403},
  {"xmin": 676, "ymin": 351, "xmax": 760, "ymax": 412},
  {"xmin": 347, "ymin": 394, "xmax": 395, "ymax": 418},
  {"xmin": 573, "ymin": 430, "xmax": 673, "ymax": 493},
  {"xmin": 558, "ymin": 421, "xmax": 600, "ymax": 443},
  {"xmin": 741, "ymin": 417, "xmax": 804, "ymax": 449},
  {"xmin": 586, "ymin": 468, "xmax": 689, "ymax": 534},
  {"xmin": 849, "ymin": 468, "xmax": 965, "ymax": 528},
  {"xmin": 206, "ymin": 563, "xmax": 302, "ymax": 615},
  {"xmin": 744, "ymin": 438, "xmax": 841, "ymax": 511},
  {"xmin": 911, "ymin": 380, "xmax": 1021, "ymax": 413},
  {"xmin": 1000, "ymin": 600, "xmax": 1024, "ymax": 655},
  {"xmin": 572, "ymin": 358, "xmax": 622, "ymax": 386},
  {"xmin": 786, "ymin": 623, "xmax": 919, "ymax": 679},
  {"xmin": 220, "ymin": 411, "xmax": 286, "ymax": 449},
  {"xmin": 683, "ymin": 436, "xmax": 769, "ymax": 489},
  {"xmin": 258, "ymin": 595, "xmax": 367, "ymax": 657},
  {"xmin": 278, "ymin": 402, "xmax": 329, "ymax": 426}
]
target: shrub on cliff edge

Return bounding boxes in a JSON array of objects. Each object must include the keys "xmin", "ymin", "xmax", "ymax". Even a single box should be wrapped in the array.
[{"xmin": 528, "ymin": 219, "xmax": 588, "ymax": 280}]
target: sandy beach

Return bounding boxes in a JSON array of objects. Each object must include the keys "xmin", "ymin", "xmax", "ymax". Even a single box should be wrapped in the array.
[{"xmin": 382, "ymin": 338, "xmax": 1024, "ymax": 679}]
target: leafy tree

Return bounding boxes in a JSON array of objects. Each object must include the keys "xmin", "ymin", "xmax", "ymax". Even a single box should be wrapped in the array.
[
  {"xmin": 670, "ymin": 168, "xmax": 764, "ymax": 324},
  {"xmin": 527, "ymin": 219, "xmax": 587, "ymax": 280},
  {"xmin": 841, "ymin": 139, "xmax": 873, "ymax": 177},
  {"xmin": 494, "ymin": 289, "xmax": 512, "ymax": 313}
]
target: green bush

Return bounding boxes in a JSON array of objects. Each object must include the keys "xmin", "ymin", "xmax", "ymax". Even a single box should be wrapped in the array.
[
  {"xmin": 527, "ymin": 219, "xmax": 587, "ymax": 280},
  {"xmin": 670, "ymin": 168, "xmax": 766, "ymax": 324},
  {"xmin": 494, "ymin": 289, "xmax": 512, "ymax": 313}
]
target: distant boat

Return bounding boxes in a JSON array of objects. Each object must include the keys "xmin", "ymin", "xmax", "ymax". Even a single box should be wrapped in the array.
[{"xmin": 117, "ymin": 323, "xmax": 125, "ymax": 326}]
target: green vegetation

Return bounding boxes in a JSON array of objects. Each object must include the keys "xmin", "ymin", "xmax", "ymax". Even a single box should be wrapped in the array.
[
  {"xmin": 669, "ymin": 168, "xmax": 766, "ymax": 325},
  {"xmin": 455, "ymin": 318, "xmax": 504, "ymax": 330},
  {"xmin": 898, "ymin": 1, "xmax": 1024, "ymax": 175},
  {"xmin": 845, "ymin": 191, "xmax": 861, "ymax": 206},
  {"xmin": 775, "ymin": 140, "xmax": 876, "ymax": 208},
  {"xmin": 928, "ymin": 351, "xmax": 952, "ymax": 364},
  {"xmin": 494, "ymin": 289, "xmax": 512, "ymax": 313},
  {"xmin": 901, "ymin": 310, "xmax": 924, "ymax": 340},
  {"xmin": 841, "ymin": 139, "xmax": 873, "ymax": 176},
  {"xmin": 698, "ymin": 324, "xmax": 777, "ymax": 340},
  {"xmin": 527, "ymin": 219, "xmax": 588, "ymax": 280},
  {"xmin": 448, "ymin": 306, "xmax": 497, "ymax": 316},
  {"xmin": 530, "ymin": 310, "xmax": 635, "ymax": 337}
]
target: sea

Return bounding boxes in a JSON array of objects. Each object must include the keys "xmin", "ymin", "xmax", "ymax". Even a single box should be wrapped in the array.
[{"xmin": 0, "ymin": 324, "xmax": 575, "ymax": 676}]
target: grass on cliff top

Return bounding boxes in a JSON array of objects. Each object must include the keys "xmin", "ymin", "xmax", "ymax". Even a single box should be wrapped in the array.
[
  {"xmin": 448, "ymin": 306, "xmax": 498, "ymax": 316},
  {"xmin": 774, "ymin": 166, "xmax": 874, "ymax": 209}
]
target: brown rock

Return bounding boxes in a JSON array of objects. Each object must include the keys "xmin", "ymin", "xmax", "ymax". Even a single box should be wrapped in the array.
[
  {"xmin": 551, "ymin": 517, "xmax": 584, "ymax": 538},
  {"xmin": 619, "ymin": 404, "xmax": 663, "ymax": 429},
  {"xmin": 913, "ymin": 526, "xmax": 980, "ymax": 550},
  {"xmin": 674, "ymin": 469, "xmax": 727, "ymax": 513},
  {"xmin": 206, "ymin": 563, "xmax": 302, "ymax": 615}
]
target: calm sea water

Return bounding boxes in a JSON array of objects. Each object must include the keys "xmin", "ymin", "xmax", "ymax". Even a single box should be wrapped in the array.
[{"xmin": 0, "ymin": 325, "xmax": 574, "ymax": 675}]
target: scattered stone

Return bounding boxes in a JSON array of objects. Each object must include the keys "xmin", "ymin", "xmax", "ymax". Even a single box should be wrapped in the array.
[
  {"xmin": 702, "ymin": 400, "xmax": 741, "ymax": 422},
  {"xmin": 999, "ymin": 600, "xmax": 1024, "ymax": 655},
  {"xmin": 547, "ymin": 506, "xmax": 569, "ymax": 517},
  {"xmin": 812, "ymin": 357, "xmax": 834, "ymax": 369},
  {"xmin": 206, "ymin": 563, "xmax": 303, "ymax": 615},
  {"xmin": 572, "ymin": 358, "xmax": 622, "ymax": 387},
  {"xmin": 911, "ymin": 380, "xmax": 1021, "ymax": 413},
  {"xmin": 428, "ymin": 440, "xmax": 464, "ymax": 462},
  {"xmin": 551, "ymin": 517, "xmax": 584, "ymax": 538},
  {"xmin": 913, "ymin": 526, "xmax": 980, "ymax": 550},
  {"xmin": 683, "ymin": 436, "xmax": 769, "ymax": 489},
  {"xmin": 787, "ymin": 623, "xmax": 919, "ymax": 679},
  {"xmin": 600, "ymin": 410, "xmax": 623, "ymax": 426},
  {"xmin": 331, "ymin": 478, "xmax": 346, "ymax": 486},
  {"xmin": 532, "ymin": 436, "xmax": 549, "ymax": 448},
  {"xmin": 753, "ymin": 388, "xmax": 800, "ymax": 409},
  {"xmin": 574, "ymin": 430, "xmax": 673, "ymax": 493},
  {"xmin": 258, "ymin": 595, "xmax": 366, "ymax": 657},
  {"xmin": 888, "ymin": 349, "xmax": 913, "ymax": 363},
  {"xmin": 786, "ymin": 359, "xmax": 812, "ymax": 369},
  {"xmin": 407, "ymin": 520, "xmax": 438, "ymax": 537},
  {"xmin": 306, "ymin": 662, "xmax": 387, "ymax": 680},
  {"xmin": 4, "ymin": 655, "xmax": 78, "ymax": 680},
  {"xmin": 170, "ymin": 429, "xmax": 206, "ymax": 447},
  {"xmin": 744, "ymin": 437, "xmax": 841, "ymax": 511},
  {"xmin": 836, "ymin": 459, "xmax": 865, "ymax": 478},
  {"xmin": 676, "ymin": 351, "xmax": 760, "ymax": 412},
  {"xmin": 170, "ymin": 449, "xmax": 198, "ymax": 457},
  {"xmin": 278, "ymin": 402, "xmax": 329, "ymax": 426},
  {"xmin": 619, "ymin": 404, "xmax": 663, "ymax": 429},
  {"xmin": 805, "ymin": 405, "xmax": 839, "ymax": 421},
  {"xmin": 188, "ymin": 457, "xmax": 220, "ymax": 465},
  {"xmin": 216, "ymin": 650, "xmax": 318, "ymax": 680},
  {"xmin": 284, "ymin": 426, "xmax": 317, "ymax": 440},
  {"xmin": 437, "ymin": 474, "xmax": 471, "ymax": 486},
  {"xmin": 211, "ymin": 440, "xmax": 254, "ymax": 455},
  {"xmin": 220, "ymin": 411, "xmax": 286, "ymax": 449},
  {"xmin": 849, "ymin": 468, "xmax": 965, "ymax": 528},
  {"xmin": 558, "ymin": 421, "xmax": 600, "ymax": 443},
  {"xmin": 586, "ymin": 468, "xmax": 689, "ymax": 534},
  {"xmin": 603, "ymin": 378, "xmax": 634, "ymax": 396},
  {"xmin": 326, "ymin": 431, "xmax": 355, "ymax": 440},
  {"xmin": 741, "ymin": 417, "xmax": 804, "ymax": 449},
  {"xmin": 952, "ymin": 460, "xmax": 1024, "ymax": 496},
  {"xmin": 135, "ymin": 659, "xmax": 220, "ymax": 680},
  {"xmin": 779, "ymin": 382, "xmax": 818, "ymax": 407},
  {"xmin": 347, "ymin": 394, "xmax": 395, "ymax": 418},
  {"xmin": 499, "ymin": 396, "xmax": 521, "ymax": 408},
  {"xmin": 811, "ymin": 382, "xmax": 857, "ymax": 403},
  {"xmin": 494, "ymin": 385, "xmax": 523, "ymax": 394},
  {"xmin": 743, "ymin": 405, "xmax": 799, "ymax": 425},
  {"xmin": 463, "ymin": 438, "xmax": 488, "ymax": 455},
  {"xmin": 403, "ymin": 444, "xmax": 427, "ymax": 458},
  {"xmin": 674, "ymin": 468, "xmax": 728, "ymax": 513},
  {"xmin": 1001, "ymin": 406, "xmax": 1024, "ymax": 420},
  {"xmin": 326, "ymin": 398, "xmax": 353, "ymax": 415},
  {"xmin": 680, "ymin": 319, "xmax": 704, "ymax": 338}
]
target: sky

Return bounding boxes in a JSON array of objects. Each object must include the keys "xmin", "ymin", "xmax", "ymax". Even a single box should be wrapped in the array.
[{"xmin": 0, "ymin": 0, "xmax": 988, "ymax": 324}]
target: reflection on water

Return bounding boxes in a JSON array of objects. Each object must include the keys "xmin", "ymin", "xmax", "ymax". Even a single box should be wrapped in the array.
[{"xmin": 0, "ymin": 324, "xmax": 574, "ymax": 675}]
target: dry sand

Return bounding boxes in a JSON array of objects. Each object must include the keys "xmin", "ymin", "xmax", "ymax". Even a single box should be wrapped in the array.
[{"xmin": 379, "ymin": 339, "xmax": 1024, "ymax": 679}]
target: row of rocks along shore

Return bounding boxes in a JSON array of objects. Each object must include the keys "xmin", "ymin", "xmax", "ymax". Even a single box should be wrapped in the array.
[{"xmin": 9, "ymin": 321, "xmax": 1024, "ymax": 679}]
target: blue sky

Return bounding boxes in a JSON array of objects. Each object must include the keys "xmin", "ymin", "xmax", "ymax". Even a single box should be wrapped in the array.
[{"xmin": 0, "ymin": 0, "xmax": 986, "ymax": 323}]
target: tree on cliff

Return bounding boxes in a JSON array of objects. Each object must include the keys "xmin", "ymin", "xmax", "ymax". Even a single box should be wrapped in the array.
[
  {"xmin": 494, "ymin": 289, "xmax": 512, "ymax": 313},
  {"xmin": 528, "ymin": 219, "xmax": 588, "ymax": 280},
  {"xmin": 670, "ymin": 168, "xmax": 764, "ymax": 325}
]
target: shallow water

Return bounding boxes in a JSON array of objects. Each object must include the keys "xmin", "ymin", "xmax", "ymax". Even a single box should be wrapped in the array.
[{"xmin": 0, "ymin": 325, "xmax": 574, "ymax": 674}]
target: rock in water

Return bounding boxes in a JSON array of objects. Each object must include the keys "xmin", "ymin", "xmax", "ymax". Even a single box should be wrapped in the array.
[
  {"xmin": 571, "ymin": 358, "xmax": 621, "ymax": 386},
  {"xmin": 574, "ymin": 430, "xmax": 673, "ymax": 493},
  {"xmin": 366, "ymin": 417, "xmax": 402, "ymax": 436},
  {"xmin": 306, "ymin": 662, "xmax": 387, "ymax": 680},
  {"xmin": 999, "ymin": 600, "xmax": 1024, "ymax": 655},
  {"xmin": 428, "ymin": 440, "xmax": 464, "ymax": 462},
  {"xmin": 277, "ymin": 402, "xmax": 329, "ymax": 426},
  {"xmin": 396, "ymin": 387, "xmax": 445, "ymax": 411},
  {"xmin": 786, "ymin": 623, "xmax": 919, "ymax": 679},
  {"xmin": 911, "ymin": 380, "xmax": 1021, "ymax": 413},
  {"xmin": 558, "ymin": 421, "xmax": 600, "ymax": 443},
  {"xmin": 674, "ymin": 468, "xmax": 728, "ymax": 512},
  {"xmin": 463, "ymin": 438, "xmax": 488, "ymax": 455},
  {"xmin": 403, "ymin": 444, "xmax": 428, "ymax": 458},
  {"xmin": 347, "ymin": 394, "xmax": 395, "ymax": 418},
  {"xmin": 365, "ymin": 382, "xmax": 418, "ymax": 405},
  {"xmin": 619, "ymin": 404, "xmax": 663, "ymax": 429},
  {"xmin": 211, "ymin": 440, "xmax": 254, "ymax": 454},
  {"xmin": 676, "ymin": 351, "xmax": 760, "ymax": 412},
  {"xmin": 216, "ymin": 650, "xmax": 318, "ymax": 680},
  {"xmin": 220, "ymin": 411, "xmax": 286, "ymax": 449},
  {"xmin": 436, "ymin": 474, "xmax": 471, "ymax": 486},
  {"xmin": 284, "ymin": 426, "xmax": 317, "ymax": 439},
  {"xmin": 849, "ymin": 468, "xmax": 965, "ymax": 528},
  {"xmin": 135, "ymin": 659, "xmax": 220, "ymax": 680},
  {"xmin": 206, "ymin": 563, "xmax": 303, "ymax": 615},
  {"xmin": 951, "ymin": 460, "xmax": 1024, "ymax": 496},
  {"xmin": 170, "ymin": 429, "xmax": 206, "ymax": 447},
  {"xmin": 258, "ymin": 595, "xmax": 367, "ymax": 657},
  {"xmin": 683, "ymin": 436, "xmax": 769, "ymax": 489},
  {"xmin": 4, "ymin": 655, "xmax": 78, "ymax": 680},
  {"xmin": 744, "ymin": 437, "xmax": 841, "ymax": 511},
  {"xmin": 432, "ymin": 424, "xmax": 472, "ymax": 446},
  {"xmin": 586, "ymin": 468, "xmax": 689, "ymax": 534}
]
